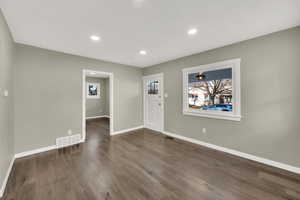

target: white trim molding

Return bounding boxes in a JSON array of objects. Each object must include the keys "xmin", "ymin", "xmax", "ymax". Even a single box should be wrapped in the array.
[
  {"xmin": 15, "ymin": 139, "xmax": 84, "ymax": 159},
  {"xmin": 86, "ymin": 115, "xmax": 110, "ymax": 120},
  {"xmin": 1, "ymin": 139, "xmax": 84, "ymax": 197},
  {"xmin": 0, "ymin": 157, "xmax": 15, "ymax": 198},
  {"xmin": 161, "ymin": 130, "xmax": 300, "ymax": 175},
  {"xmin": 143, "ymin": 73, "xmax": 165, "ymax": 132},
  {"xmin": 15, "ymin": 145, "xmax": 58, "ymax": 159},
  {"xmin": 182, "ymin": 59, "xmax": 241, "ymax": 121},
  {"xmin": 83, "ymin": 70, "xmax": 114, "ymax": 140},
  {"xmin": 111, "ymin": 126, "xmax": 144, "ymax": 136},
  {"xmin": 86, "ymin": 82, "xmax": 100, "ymax": 99}
]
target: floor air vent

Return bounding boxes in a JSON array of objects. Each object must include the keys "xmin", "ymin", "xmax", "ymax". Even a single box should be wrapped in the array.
[{"xmin": 56, "ymin": 134, "xmax": 81, "ymax": 149}]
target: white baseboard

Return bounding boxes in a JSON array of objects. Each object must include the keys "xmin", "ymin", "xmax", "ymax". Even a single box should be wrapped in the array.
[
  {"xmin": 0, "ymin": 156, "xmax": 15, "ymax": 198},
  {"xmin": 1, "ymin": 139, "xmax": 84, "ymax": 197},
  {"xmin": 111, "ymin": 125, "xmax": 144, "ymax": 136},
  {"xmin": 14, "ymin": 145, "xmax": 58, "ymax": 159},
  {"xmin": 161, "ymin": 130, "xmax": 300, "ymax": 175},
  {"xmin": 3, "ymin": 128, "xmax": 299, "ymax": 198},
  {"xmin": 86, "ymin": 115, "xmax": 110, "ymax": 120},
  {"xmin": 144, "ymin": 125, "xmax": 163, "ymax": 133},
  {"xmin": 15, "ymin": 139, "xmax": 84, "ymax": 159}
]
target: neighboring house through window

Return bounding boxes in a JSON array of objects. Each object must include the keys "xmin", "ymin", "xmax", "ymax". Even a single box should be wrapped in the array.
[{"xmin": 182, "ymin": 59, "xmax": 241, "ymax": 121}]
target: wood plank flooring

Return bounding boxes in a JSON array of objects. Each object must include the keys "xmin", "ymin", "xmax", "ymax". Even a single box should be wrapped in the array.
[{"xmin": 2, "ymin": 118, "xmax": 300, "ymax": 200}]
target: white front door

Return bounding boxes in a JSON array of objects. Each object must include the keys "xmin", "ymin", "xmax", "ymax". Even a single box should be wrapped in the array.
[{"xmin": 143, "ymin": 74, "xmax": 164, "ymax": 132}]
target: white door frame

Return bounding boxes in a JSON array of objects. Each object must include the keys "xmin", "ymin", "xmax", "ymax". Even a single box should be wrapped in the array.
[
  {"xmin": 82, "ymin": 69, "xmax": 114, "ymax": 141},
  {"xmin": 143, "ymin": 73, "xmax": 164, "ymax": 132}
]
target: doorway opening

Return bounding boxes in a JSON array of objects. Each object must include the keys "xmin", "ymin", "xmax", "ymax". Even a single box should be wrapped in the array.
[{"xmin": 82, "ymin": 70, "xmax": 113, "ymax": 141}]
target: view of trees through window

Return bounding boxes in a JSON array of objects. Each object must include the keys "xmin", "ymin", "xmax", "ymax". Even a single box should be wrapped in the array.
[{"xmin": 188, "ymin": 68, "xmax": 233, "ymax": 112}]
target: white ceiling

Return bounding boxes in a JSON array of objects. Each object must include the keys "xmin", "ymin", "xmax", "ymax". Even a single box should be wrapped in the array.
[{"xmin": 1, "ymin": 0, "xmax": 300, "ymax": 67}]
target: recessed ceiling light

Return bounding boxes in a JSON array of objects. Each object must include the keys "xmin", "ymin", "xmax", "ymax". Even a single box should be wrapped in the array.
[
  {"xmin": 188, "ymin": 28, "xmax": 198, "ymax": 35},
  {"xmin": 133, "ymin": 0, "xmax": 145, "ymax": 8},
  {"xmin": 139, "ymin": 50, "xmax": 147, "ymax": 55},
  {"xmin": 90, "ymin": 35, "xmax": 101, "ymax": 42}
]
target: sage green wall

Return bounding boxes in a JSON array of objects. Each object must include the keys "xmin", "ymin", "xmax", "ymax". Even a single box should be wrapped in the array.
[
  {"xmin": 86, "ymin": 77, "xmax": 109, "ymax": 117},
  {"xmin": 143, "ymin": 27, "xmax": 300, "ymax": 167},
  {"xmin": 0, "ymin": 9, "xmax": 14, "ymax": 193},
  {"xmin": 14, "ymin": 44, "xmax": 143, "ymax": 153}
]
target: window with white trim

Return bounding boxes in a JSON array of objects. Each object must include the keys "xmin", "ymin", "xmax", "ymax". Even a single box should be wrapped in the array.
[
  {"xmin": 182, "ymin": 59, "xmax": 241, "ymax": 121},
  {"xmin": 86, "ymin": 82, "xmax": 100, "ymax": 99}
]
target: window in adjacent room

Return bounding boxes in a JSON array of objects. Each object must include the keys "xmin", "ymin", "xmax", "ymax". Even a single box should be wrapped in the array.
[{"xmin": 87, "ymin": 82, "xmax": 100, "ymax": 99}]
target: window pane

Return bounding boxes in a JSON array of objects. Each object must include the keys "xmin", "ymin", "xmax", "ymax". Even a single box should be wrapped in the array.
[
  {"xmin": 188, "ymin": 68, "xmax": 233, "ymax": 112},
  {"xmin": 89, "ymin": 84, "xmax": 98, "ymax": 96},
  {"xmin": 148, "ymin": 80, "xmax": 159, "ymax": 95}
]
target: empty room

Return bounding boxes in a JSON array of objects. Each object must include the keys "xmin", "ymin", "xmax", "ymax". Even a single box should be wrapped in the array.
[{"xmin": 1, "ymin": 1, "xmax": 300, "ymax": 199}]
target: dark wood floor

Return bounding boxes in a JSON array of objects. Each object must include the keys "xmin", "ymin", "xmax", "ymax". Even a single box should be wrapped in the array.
[{"xmin": 2, "ymin": 118, "xmax": 300, "ymax": 200}]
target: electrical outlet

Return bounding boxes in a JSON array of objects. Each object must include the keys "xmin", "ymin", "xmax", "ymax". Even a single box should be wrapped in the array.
[
  {"xmin": 3, "ymin": 90, "xmax": 8, "ymax": 97},
  {"xmin": 0, "ymin": 89, "xmax": 8, "ymax": 97},
  {"xmin": 202, "ymin": 128, "xmax": 207, "ymax": 134},
  {"xmin": 67, "ymin": 129, "xmax": 72, "ymax": 135}
]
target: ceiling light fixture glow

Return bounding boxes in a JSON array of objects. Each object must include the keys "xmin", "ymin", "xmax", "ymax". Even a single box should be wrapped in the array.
[
  {"xmin": 139, "ymin": 50, "xmax": 147, "ymax": 55},
  {"xmin": 90, "ymin": 35, "xmax": 101, "ymax": 42},
  {"xmin": 188, "ymin": 28, "xmax": 198, "ymax": 35}
]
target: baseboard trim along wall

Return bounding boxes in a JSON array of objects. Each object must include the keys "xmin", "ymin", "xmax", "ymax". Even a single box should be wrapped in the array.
[
  {"xmin": 2, "ymin": 126, "xmax": 144, "ymax": 195},
  {"xmin": 12, "ymin": 125, "xmax": 144, "ymax": 159},
  {"xmin": 86, "ymin": 115, "xmax": 110, "ymax": 120},
  {"xmin": 0, "ymin": 138, "xmax": 85, "ymax": 197},
  {"xmin": 3, "ymin": 127, "xmax": 299, "ymax": 197},
  {"xmin": 111, "ymin": 126, "xmax": 144, "ymax": 136},
  {"xmin": 14, "ymin": 145, "xmax": 58, "ymax": 159},
  {"xmin": 161, "ymin": 130, "xmax": 300, "ymax": 175},
  {"xmin": 0, "ymin": 157, "xmax": 15, "ymax": 198},
  {"xmin": 15, "ymin": 139, "xmax": 84, "ymax": 159},
  {"xmin": 13, "ymin": 125, "xmax": 144, "ymax": 159}
]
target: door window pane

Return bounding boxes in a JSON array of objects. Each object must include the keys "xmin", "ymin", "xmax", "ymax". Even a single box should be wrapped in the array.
[{"xmin": 148, "ymin": 80, "xmax": 159, "ymax": 95}]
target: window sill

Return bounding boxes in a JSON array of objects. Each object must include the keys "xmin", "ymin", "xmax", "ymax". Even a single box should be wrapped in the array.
[
  {"xmin": 183, "ymin": 110, "xmax": 241, "ymax": 121},
  {"xmin": 86, "ymin": 96, "xmax": 100, "ymax": 99}
]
